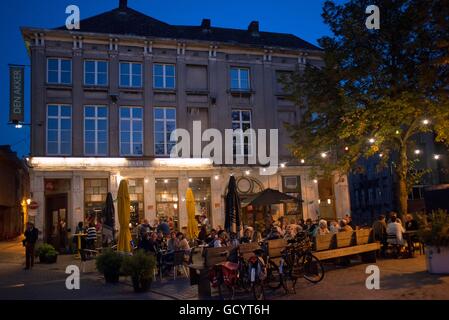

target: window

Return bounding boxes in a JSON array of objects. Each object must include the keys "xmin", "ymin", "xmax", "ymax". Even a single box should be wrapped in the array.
[
  {"xmin": 153, "ymin": 64, "xmax": 176, "ymax": 89},
  {"xmin": 282, "ymin": 176, "xmax": 303, "ymax": 218},
  {"xmin": 231, "ymin": 110, "xmax": 252, "ymax": 156},
  {"xmin": 84, "ymin": 106, "xmax": 108, "ymax": 156},
  {"xmin": 47, "ymin": 58, "xmax": 71, "ymax": 84},
  {"xmin": 230, "ymin": 67, "xmax": 250, "ymax": 91},
  {"xmin": 120, "ymin": 107, "xmax": 143, "ymax": 156},
  {"xmin": 47, "ymin": 105, "xmax": 72, "ymax": 155},
  {"xmin": 155, "ymin": 178, "xmax": 179, "ymax": 230},
  {"xmin": 128, "ymin": 179, "xmax": 145, "ymax": 226},
  {"xmin": 84, "ymin": 60, "xmax": 108, "ymax": 86},
  {"xmin": 154, "ymin": 107, "xmax": 176, "ymax": 156},
  {"xmin": 84, "ymin": 179, "xmax": 108, "ymax": 225},
  {"xmin": 119, "ymin": 62, "xmax": 142, "ymax": 87},
  {"xmin": 189, "ymin": 178, "xmax": 212, "ymax": 223}
]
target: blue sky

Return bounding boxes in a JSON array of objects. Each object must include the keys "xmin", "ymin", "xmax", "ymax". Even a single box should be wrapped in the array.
[{"xmin": 0, "ymin": 0, "xmax": 339, "ymax": 158}]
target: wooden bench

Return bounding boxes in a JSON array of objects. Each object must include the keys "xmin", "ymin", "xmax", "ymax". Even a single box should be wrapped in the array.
[
  {"xmin": 189, "ymin": 243, "xmax": 260, "ymax": 298},
  {"xmin": 313, "ymin": 229, "xmax": 380, "ymax": 263},
  {"xmin": 266, "ymin": 238, "xmax": 287, "ymax": 265}
]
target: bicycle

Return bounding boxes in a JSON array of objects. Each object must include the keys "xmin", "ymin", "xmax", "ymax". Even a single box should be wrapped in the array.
[{"xmin": 279, "ymin": 232, "xmax": 325, "ymax": 293}]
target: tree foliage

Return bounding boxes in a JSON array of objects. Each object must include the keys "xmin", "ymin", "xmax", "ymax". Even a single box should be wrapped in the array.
[{"xmin": 284, "ymin": 0, "xmax": 449, "ymax": 215}]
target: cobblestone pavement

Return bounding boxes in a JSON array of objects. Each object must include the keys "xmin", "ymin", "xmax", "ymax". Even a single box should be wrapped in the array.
[{"xmin": 1, "ymin": 239, "xmax": 448, "ymax": 300}]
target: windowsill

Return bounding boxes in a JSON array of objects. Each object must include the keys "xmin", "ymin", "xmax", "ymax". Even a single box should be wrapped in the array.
[
  {"xmin": 46, "ymin": 83, "xmax": 72, "ymax": 89},
  {"xmin": 84, "ymin": 86, "xmax": 109, "ymax": 91},
  {"xmin": 228, "ymin": 89, "xmax": 254, "ymax": 95},
  {"xmin": 119, "ymin": 87, "xmax": 143, "ymax": 93},
  {"xmin": 153, "ymin": 88, "xmax": 177, "ymax": 93}
]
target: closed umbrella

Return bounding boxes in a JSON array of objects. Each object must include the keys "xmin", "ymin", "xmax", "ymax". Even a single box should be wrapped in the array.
[
  {"xmin": 117, "ymin": 180, "xmax": 131, "ymax": 253},
  {"xmin": 225, "ymin": 176, "xmax": 242, "ymax": 236},
  {"xmin": 186, "ymin": 188, "xmax": 198, "ymax": 240},
  {"xmin": 102, "ymin": 192, "xmax": 115, "ymax": 247}
]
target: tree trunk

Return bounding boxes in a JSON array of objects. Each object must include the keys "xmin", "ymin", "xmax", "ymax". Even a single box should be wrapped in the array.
[{"xmin": 395, "ymin": 145, "xmax": 408, "ymax": 217}]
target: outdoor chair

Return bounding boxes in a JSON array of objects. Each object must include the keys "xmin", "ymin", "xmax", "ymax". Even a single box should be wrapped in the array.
[
  {"xmin": 79, "ymin": 248, "xmax": 99, "ymax": 273},
  {"xmin": 170, "ymin": 250, "xmax": 189, "ymax": 280}
]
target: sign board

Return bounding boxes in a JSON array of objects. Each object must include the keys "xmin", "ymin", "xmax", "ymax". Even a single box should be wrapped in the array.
[{"xmin": 9, "ymin": 65, "xmax": 25, "ymax": 123}]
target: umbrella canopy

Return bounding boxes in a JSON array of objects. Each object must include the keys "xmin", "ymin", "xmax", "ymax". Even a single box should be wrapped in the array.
[
  {"xmin": 241, "ymin": 188, "xmax": 302, "ymax": 207},
  {"xmin": 117, "ymin": 180, "xmax": 131, "ymax": 253},
  {"xmin": 102, "ymin": 192, "xmax": 115, "ymax": 246},
  {"xmin": 186, "ymin": 188, "xmax": 198, "ymax": 240},
  {"xmin": 225, "ymin": 176, "xmax": 243, "ymax": 236}
]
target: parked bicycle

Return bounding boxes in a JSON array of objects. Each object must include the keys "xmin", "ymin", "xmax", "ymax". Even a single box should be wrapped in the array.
[{"xmin": 278, "ymin": 232, "xmax": 325, "ymax": 293}]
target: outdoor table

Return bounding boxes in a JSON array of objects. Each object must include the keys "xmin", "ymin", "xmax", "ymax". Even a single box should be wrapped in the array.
[
  {"xmin": 73, "ymin": 233, "xmax": 87, "ymax": 259},
  {"xmin": 403, "ymin": 230, "xmax": 419, "ymax": 258}
]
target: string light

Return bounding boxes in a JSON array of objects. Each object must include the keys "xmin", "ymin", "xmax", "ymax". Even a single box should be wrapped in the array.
[
  {"xmin": 414, "ymin": 150, "xmax": 421, "ymax": 155},
  {"xmin": 164, "ymin": 179, "xmax": 168, "ymax": 183},
  {"xmin": 422, "ymin": 119, "xmax": 430, "ymax": 125},
  {"xmin": 395, "ymin": 130, "xmax": 400, "ymax": 135},
  {"xmin": 313, "ymin": 179, "xmax": 318, "ymax": 184},
  {"xmin": 214, "ymin": 175, "xmax": 219, "ymax": 180},
  {"xmin": 245, "ymin": 170, "xmax": 251, "ymax": 176},
  {"xmin": 188, "ymin": 178, "xmax": 192, "ymax": 183},
  {"xmin": 379, "ymin": 153, "xmax": 384, "ymax": 158},
  {"xmin": 434, "ymin": 154, "xmax": 440, "ymax": 160},
  {"xmin": 344, "ymin": 146, "xmax": 349, "ymax": 151},
  {"xmin": 300, "ymin": 159, "xmax": 305, "ymax": 164},
  {"xmin": 320, "ymin": 152, "xmax": 327, "ymax": 158},
  {"xmin": 368, "ymin": 138, "xmax": 375, "ymax": 144},
  {"xmin": 280, "ymin": 163, "xmax": 286, "ymax": 168}
]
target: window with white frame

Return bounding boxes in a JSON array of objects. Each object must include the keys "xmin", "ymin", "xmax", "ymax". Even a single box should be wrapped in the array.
[
  {"xmin": 230, "ymin": 67, "xmax": 250, "ymax": 91},
  {"xmin": 84, "ymin": 60, "xmax": 108, "ymax": 86},
  {"xmin": 153, "ymin": 64, "xmax": 176, "ymax": 89},
  {"xmin": 47, "ymin": 58, "xmax": 72, "ymax": 84},
  {"xmin": 84, "ymin": 106, "xmax": 108, "ymax": 156},
  {"xmin": 119, "ymin": 62, "xmax": 142, "ymax": 88},
  {"xmin": 231, "ymin": 110, "xmax": 252, "ymax": 156},
  {"xmin": 47, "ymin": 105, "xmax": 72, "ymax": 155},
  {"xmin": 154, "ymin": 107, "xmax": 176, "ymax": 156},
  {"xmin": 120, "ymin": 107, "xmax": 143, "ymax": 156}
]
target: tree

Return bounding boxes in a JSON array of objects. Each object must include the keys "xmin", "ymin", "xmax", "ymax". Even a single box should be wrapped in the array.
[{"xmin": 284, "ymin": 0, "xmax": 449, "ymax": 216}]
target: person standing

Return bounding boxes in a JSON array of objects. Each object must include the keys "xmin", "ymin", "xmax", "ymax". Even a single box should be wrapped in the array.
[
  {"xmin": 23, "ymin": 223, "xmax": 39, "ymax": 270},
  {"xmin": 86, "ymin": 223, "xmax": 97, "ymax": 249}
]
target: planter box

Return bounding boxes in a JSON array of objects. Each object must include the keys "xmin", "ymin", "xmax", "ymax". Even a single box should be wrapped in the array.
[
  {"xmin": 425, "ymin": 246, "xmax": 449, "ymax": 274},
  {"xmin": 39, "ymin": 254, "xmax": 58, "ymax": 264}
]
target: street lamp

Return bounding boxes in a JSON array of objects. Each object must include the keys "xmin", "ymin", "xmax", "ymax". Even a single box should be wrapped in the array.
[{"xmin": 434, "ymin": 154, "xmax": 441, "ymax": 160}]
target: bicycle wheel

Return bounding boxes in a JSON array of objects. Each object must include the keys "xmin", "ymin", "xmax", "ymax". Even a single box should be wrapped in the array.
[
  {"xmin": 252, "ymin": 281, "xmax": 265, "ymax": 300},
  {"xmin": 301, "ymin": 253, "xmax": 325, "ymax": 283},
  {"xmin": 265, "ymin": 260, "xmax": 282, "ymax": 290},
  {"xmin": 280, "ymin": 258, "xmax": 298, "ymax": 294}
]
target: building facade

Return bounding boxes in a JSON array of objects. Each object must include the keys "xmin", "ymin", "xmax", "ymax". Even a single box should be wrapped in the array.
[
  {"xmin": 22, "ymin": 1, "xmax": 350, "ymax": 243},
  {"xmin": 0, "ymin": 146, "xmax": 30, "ymax": 240}
]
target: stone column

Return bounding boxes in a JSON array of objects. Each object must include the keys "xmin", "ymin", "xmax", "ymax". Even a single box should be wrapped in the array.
[
  {"xmin": 178, "ymin": 172, "xmax": 189, "ymax": 229},
  {"xmin": 211, "ymin": 170, "xmax": 224, "ymax": 228},
  {"xmin": 144, "ymin": 175, "xmax": 156, "ymax": 221},
  {"xmin": 30, "ymin": 173, "xmax": 45, "ymax": 240},
  {"xmin": 71, "ymin": 174, "xmax": 84, "ymax": 232}
]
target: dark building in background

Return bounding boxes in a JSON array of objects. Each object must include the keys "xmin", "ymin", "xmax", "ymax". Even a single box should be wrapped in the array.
[
  {"xmin": 0, "ymin": 145, "xmax": 30, "ymax": 240},
  {"xmin": 349, "ymin": 133, "xmax": 449, "ymax": 226}
]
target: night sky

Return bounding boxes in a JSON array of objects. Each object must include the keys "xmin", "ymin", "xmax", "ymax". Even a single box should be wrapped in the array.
[{"xmin": 0, "ymin": 0, "xmax": 340, "ymax": 158}]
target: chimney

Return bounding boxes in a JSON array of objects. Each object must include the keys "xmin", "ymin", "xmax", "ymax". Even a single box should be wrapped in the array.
[
  {"xmin": 119, "ymin": 0, "xmax": 128, "ymax": 9},
  {"xmin": 201, "ymin": 19, "xmax": 211, "ymax": 30},
  {"xmin": 248, "ymin": 21, "xmax": 259, "ymax": 35}
]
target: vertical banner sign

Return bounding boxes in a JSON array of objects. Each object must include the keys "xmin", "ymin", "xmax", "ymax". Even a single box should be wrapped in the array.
[{"xmin": 9, "ymin": 65, "xmax": 25, "ymax": 123}]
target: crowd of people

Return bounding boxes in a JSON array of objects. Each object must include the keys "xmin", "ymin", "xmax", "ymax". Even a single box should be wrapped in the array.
[{"xmin": 372, "ymin": 212, "xmax": 420, "ymax": 256}]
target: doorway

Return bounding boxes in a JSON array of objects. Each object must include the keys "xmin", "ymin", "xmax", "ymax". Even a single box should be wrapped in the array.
[{"xmin": 45, "ymin": 193, "xmax": 68, "ymax": 251}]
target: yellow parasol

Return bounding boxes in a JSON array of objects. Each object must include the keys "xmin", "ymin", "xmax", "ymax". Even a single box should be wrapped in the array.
[
  {"xmin": 117, "ymin": 179, "xmax": 131, "ymax": 252},
  {"xmin": 186, "ymin": 188, "xmax": 198, "ymax": 240}
]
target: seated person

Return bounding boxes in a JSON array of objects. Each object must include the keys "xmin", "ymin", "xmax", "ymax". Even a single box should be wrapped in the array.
[
  {"xmin": 405, "ymin": 214, "xmax": 419, "ymax": 231},
  {"xmin": 339, "ymin": 219, "xmax": 353, "ymax": 232},
  {"xmin": 387, "ymin": 218, "xmax": 405, "ymax": 245},
  {"xmin": 213, "ymin": 230, "xmax": 229, "ymax": 247},
  {"xmin": 240, "ymin": 227, "xmax": 253, "ymax": 244},
  {"xmin": 205, "ymin": 229, "xmax": 217, "ymax": 246},
  {"xmin": 314, "ymin": 219, "xmax": 330, "ymax": 237}
]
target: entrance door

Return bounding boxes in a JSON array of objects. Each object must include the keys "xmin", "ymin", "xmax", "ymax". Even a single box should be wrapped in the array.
[{"xmin": 45, "ymin": 193, "xmax": 68, "ymax": 250}]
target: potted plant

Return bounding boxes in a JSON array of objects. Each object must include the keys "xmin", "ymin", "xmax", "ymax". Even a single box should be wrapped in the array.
[
  {"xmin": 418, "ymin": 209, "xmax": 449, "ymax": 274},
  {"xmin": 121, "ymin": 250, "xmax": 156, "ymax": 293},
  {"xmin": 95, "ymin": 249, "xmax": 123, "ymax": 283},
  {"xmin": 35, "ymin": 243, "xmax": 58, "ymax": 264}
]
